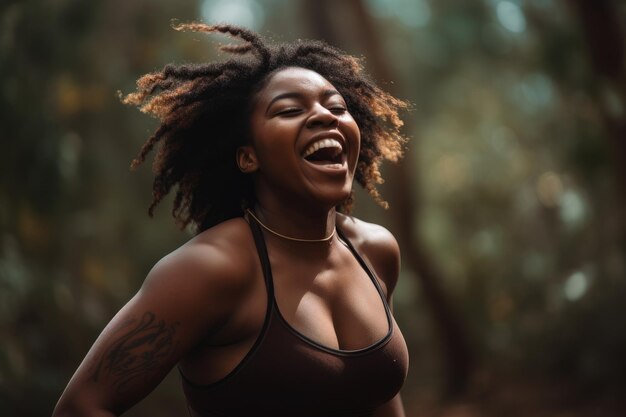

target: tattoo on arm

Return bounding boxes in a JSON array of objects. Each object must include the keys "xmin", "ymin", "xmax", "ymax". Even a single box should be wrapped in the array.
[{"xmin": 91, "ymin": 312, "xmax": 179, "ymax": 393}]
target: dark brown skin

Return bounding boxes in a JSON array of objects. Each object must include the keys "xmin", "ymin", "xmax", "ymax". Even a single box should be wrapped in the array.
[{"xmin": 53, "ymin": 67, "xmax": 405, "ymax": 417}]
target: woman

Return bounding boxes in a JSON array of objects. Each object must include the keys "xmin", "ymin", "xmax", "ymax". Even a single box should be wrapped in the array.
[{"xmin": 53, "ymin": 23, "xmax": 410, "ymax": 417}]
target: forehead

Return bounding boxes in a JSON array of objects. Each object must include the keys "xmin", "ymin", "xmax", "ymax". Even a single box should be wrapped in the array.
[{"xmin": 254, "ymin": 67, "xmax": 336, "ymax": 103}]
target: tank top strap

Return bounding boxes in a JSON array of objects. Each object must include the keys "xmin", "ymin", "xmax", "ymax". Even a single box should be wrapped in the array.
[
  {"xmin": 335, "ymin": 226, "xmax": 393, "ymax": 317},
  {"xmin": 245, "ymin": 213, "xmax": 275, "ymax": 300}
]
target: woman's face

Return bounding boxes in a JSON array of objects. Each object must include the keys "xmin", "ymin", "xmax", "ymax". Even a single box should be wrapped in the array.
[{"xmin": 245, "ymin": 67, "xmax": 361, "ymax": 210}]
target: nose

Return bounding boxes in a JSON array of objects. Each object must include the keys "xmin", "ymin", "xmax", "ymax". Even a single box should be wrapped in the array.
[{"xmin": 305, "ymin": 104, "xmax": 338, "ymax": 129}]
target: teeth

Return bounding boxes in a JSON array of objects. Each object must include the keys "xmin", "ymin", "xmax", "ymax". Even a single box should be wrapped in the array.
[{"xmin": 302, "ymin": 138, "xmax": 343, "ymax": 158}]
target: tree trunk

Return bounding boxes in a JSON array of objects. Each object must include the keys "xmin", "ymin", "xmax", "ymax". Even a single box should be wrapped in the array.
[{"xmin": 569, "ymin": 0, "xmax": 626, "ymax": 239}]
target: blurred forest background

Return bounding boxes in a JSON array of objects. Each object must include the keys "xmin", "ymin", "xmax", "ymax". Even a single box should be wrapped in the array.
[{"xmin": 1, "ymin": 0, "xmax": 626, "ymax": 416}]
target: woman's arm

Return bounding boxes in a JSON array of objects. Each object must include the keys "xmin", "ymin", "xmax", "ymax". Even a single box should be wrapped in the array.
[
  {"xmin": 52, "ymin": 303, "xmax": 183, "ymax": 417},
  {"xmin": 52, "ymin": 237, "xmax": 253, "ymax": 417}
]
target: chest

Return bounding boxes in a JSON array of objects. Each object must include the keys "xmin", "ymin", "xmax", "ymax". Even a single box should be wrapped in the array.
[{"xmin": 267, "ymin": 240, "xmax": 390, "ymax": 351}]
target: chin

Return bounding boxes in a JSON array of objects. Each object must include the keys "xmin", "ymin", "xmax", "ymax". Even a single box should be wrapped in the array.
[{"xmin": 307, "ymin": 183, "xmax": 353, "ymax": 209}]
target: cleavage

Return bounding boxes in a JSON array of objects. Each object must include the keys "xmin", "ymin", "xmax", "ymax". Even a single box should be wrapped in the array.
[{"xmin": 267, "ymin": 240, "xmax": 390, "ymax": 352}]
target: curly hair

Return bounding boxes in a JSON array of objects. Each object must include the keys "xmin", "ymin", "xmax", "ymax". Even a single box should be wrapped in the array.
[{"xmin": 122, "ymin": 23, "xmax": 409, "ymax": 233}]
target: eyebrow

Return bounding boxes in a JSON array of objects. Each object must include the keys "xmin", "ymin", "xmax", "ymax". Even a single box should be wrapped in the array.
[{"xmin": 265, "ymin": 89, "xmax": 341, "ymax": 113}]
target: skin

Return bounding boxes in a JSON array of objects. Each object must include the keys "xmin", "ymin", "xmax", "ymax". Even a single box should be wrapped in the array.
[{"xmin": 53, "ymin": 67, "xmax": 405, "ymax": 417}]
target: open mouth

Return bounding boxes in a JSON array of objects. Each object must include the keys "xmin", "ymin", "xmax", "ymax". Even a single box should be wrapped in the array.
[{"xmin": 302, "ymin": 138, "xmax": 345, "ymax": 166}]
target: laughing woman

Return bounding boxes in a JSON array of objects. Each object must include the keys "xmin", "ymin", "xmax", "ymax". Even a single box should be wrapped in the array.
[{"xmin": 52, "ymin": 24, "xmax": 410, "ymax": 417}]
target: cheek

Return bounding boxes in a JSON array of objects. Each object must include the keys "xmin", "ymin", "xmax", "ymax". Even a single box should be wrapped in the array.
[
  {"xmin": 345, "ymin": 118, "xmax": 361, "ymax": 151},
  {"xmin": 343, "ymin": 114, "xmax": 360, "ymax": 137},
  {"xmin": 252, "ymin": 124, "xmax": 300, "ymax": 168},
  {"xmin": 352, "ymin": 121, "xmax": 361, "ymax": 143}
]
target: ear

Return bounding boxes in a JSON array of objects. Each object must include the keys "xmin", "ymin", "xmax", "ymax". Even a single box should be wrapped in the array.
[{"xmin": 236, "ymin": 146, "xmax": 259, "ymax": 173}]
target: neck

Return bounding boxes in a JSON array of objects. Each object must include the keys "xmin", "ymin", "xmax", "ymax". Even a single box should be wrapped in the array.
[{"xmin": 250, "ymin": 200, "xmax": 337, "ymax": 243}]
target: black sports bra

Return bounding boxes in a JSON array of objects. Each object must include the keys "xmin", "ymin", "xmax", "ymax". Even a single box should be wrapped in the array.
[{"xmin": 180, "ymin": 216, "xmax": 409, "ymax": 417}]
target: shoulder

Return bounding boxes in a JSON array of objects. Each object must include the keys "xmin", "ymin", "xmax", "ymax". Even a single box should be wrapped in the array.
[
  {"xmin": 139, "ymin": 217, "xmax": 258, "ymax": 323},
  {"xmin": 336, "ymin": 213, "xmax": 401, "ymax": 299}
]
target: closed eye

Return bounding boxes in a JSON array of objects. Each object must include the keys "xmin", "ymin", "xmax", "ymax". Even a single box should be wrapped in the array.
[
  {"xmin": 276, "ymin": 108, "xmax": 302, "ymax": 116},
  {"xmin": 328, "ymin": 106, "xmax": 347, "ymax": 114}
]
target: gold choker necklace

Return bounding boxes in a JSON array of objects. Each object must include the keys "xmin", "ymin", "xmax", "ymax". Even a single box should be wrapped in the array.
[{"xmin": 246, "ymin": 209, "xmax": 336, "ymax": 243}]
